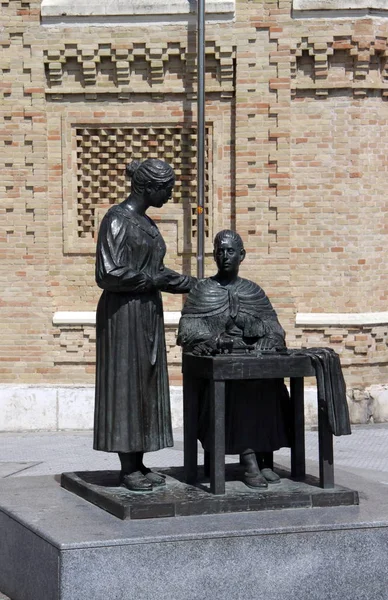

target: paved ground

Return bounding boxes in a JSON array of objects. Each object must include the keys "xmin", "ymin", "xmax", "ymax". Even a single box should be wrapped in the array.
[
  {"xmin": 1, "ymin": 424, "xmax": 388, "ymax": 599},
  {"xmin": 1, "ymin": 424, "xmax": 388, "ymax": 482}
]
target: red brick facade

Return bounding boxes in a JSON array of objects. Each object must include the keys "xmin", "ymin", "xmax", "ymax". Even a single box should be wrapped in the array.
[{"xmin": 1, "ymin": 0, "xmax": 387, "ymax": 393}]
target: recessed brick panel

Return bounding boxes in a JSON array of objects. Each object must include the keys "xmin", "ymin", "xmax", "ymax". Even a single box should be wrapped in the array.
[{"xmin": 74, "ymin": 125, "xmax": 211, "ymax": 244}]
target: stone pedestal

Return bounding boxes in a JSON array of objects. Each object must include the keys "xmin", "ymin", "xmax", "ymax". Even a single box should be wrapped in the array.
[{"xmin": 0, "ymin": 467, "xmax": 388, "ymax": 600}]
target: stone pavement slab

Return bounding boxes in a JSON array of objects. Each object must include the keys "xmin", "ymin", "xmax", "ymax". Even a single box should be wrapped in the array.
[
  {"xmin": 1, "ymin": 424, "xmax": 388, "ymax": 480},
  {"xmin": 0, "ymin": 463, "xmax": 41, "ymax": 478}
]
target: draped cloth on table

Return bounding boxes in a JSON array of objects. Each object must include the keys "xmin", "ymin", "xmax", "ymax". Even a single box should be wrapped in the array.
[
  {"xmin": 94, "ymin": 203, "xmax": 194, "ymax": 453},
  {"xmin": 289, "ymin": 348, "xmax": 351, "ymax": 437}
]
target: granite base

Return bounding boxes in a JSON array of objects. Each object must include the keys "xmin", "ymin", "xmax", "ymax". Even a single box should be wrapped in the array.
[
  {"xmin": 0, "ymin": 468, "xmax": 387, "ymax": 600},
  {"xmin": 61, "ymin": 465, "xmax": 359, "ymax": 519}
]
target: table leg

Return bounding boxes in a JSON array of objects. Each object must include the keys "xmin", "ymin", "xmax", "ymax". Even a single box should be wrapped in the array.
[
  {"xmin": 210, "ymin": 380, "xmax": 225, "ymax": 495},
  {"xmin": 183, "ymin": 373, "xmax": 199, "ymax": 485},
  {"xmin": 318, "ymin": 402, "xmax": 334, "ymax": 489},
  {"xmin": 204, "ymin": 450, "xmax": 210, "ymax": 477},
  {"xmin": 290, "ymin": 377, "xmax": 306, "ymax": 480}
]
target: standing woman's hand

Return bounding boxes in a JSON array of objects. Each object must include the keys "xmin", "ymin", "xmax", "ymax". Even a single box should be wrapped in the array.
[
  {"xmin": 141, "ymin": 273, "xmax": 156, "ymax": 292},
  {"xmin": 153, "ymin": 268, "xmax": 172, "ymax": 290}
]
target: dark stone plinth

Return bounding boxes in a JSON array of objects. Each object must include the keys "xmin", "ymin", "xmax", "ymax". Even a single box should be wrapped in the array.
[
  {"xmin": 0, "ymin": 469, "xmax": 386, "ymax": 600},
  {"xmin": 61, "ymin": 465, "xmax": 359, "ymax": 520}
]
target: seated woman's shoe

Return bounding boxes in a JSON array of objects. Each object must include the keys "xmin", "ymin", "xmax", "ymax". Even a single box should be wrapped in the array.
[
  {"xmin": 261, "ymin": 468, "xmax": 281, "ymax": 484},
  {"xmin": 243, "ymin": 471, "xmax": 268, "ymax": 489},
  {"xmin": 120, "ymin": 470, "xmax": 153, "ymax": 492},
  {"xmin": 240, "ymin": 450, "xmax": 268, "ymax": 489}
]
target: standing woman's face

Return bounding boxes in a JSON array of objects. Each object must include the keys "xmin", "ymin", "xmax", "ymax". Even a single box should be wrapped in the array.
[{"xmin": 146, "ymin": 178, "xmax": 175, "ymax": 208}]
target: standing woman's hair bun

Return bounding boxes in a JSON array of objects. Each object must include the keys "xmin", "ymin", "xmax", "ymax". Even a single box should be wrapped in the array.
[{"xmin": 126, "ymin": 160, "xmax": 141, "ymax": 180}]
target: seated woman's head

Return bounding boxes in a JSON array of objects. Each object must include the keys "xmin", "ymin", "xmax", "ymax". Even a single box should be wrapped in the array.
[{"xmin": 213, "ymin": 230, "xmax": 246, "ymax": 276}]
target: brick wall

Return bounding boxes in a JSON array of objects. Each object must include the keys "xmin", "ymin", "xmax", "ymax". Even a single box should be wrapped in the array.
[{"xmin": 0, "ymin": 0, "xmax": 387, "ymax": 393}]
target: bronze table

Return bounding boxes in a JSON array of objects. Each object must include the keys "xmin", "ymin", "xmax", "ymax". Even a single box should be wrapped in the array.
[{"xmin": 182, "ymin": 353, "xmax": 335, "ymax": 495}]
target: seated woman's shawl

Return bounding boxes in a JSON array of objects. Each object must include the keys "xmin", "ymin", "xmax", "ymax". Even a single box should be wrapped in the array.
[{"xmin": 177, "ymin": 277, "xmax": 286, "ymax": 351}]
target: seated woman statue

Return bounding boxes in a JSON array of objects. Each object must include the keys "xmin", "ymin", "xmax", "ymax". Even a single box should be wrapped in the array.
[{"xmin": 177, "ymin": 229, "xmax": 290, "ymax": 489}]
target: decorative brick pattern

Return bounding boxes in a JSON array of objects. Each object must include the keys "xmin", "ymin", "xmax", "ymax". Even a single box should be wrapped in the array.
[
  {"xmin": 291, "ymin": 35, "xmax": 388, "ymax": 97},
  {"xmin": 0, "ymin": 0, "xmax": 387, "ymax": 396},
  {"xmin": 43, "ymin": 41, "xmax": 236, "ymax": 99},
  {"xmin": 75, "ymin": 125, "xmax": 211, "ymax": 242},
  {"xmin": 165, "ymin": 327, "xmax": 182, "ymax": 368},
  {"xmin": 51, "ymin": 320, "xmax": 388, "ymax": 387},
  {"xmin": 53, "ymin": 326, "xmax": 96, "ymax": 364},
  {"xmin": 289, "ymin": 325, "xmax": 388, "ymax": 387},
  {"xmin": 53, "ymin": 323, "xmax": 181, "ymax": 377},
  {"xmin": 292, "ymin": 325, "xmax": 388, "ymax": 361}
]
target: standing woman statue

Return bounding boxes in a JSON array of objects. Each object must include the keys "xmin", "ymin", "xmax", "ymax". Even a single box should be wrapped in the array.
[{"xmin": 94, "ymin": 159, "xmax": 196, "ymax": 492}]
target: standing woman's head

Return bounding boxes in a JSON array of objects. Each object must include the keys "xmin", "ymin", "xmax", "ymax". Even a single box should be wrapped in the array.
[{"xmin": 126, "ymin": 159, "xmax": 175, "ymax": 208}]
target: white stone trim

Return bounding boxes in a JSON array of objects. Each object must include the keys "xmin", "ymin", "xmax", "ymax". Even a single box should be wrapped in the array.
[
  {"xmin": 54, "ymin": 311, "xmax": 388, "ymax": 328},
  {"xmin": 53, "ymin": 310, "xmax": 181, "ymax": 326},
  {"xmin": 0, "ymin": 384, "xmax": 184, "ymax": 430},
  {"xmin": 163, "ymin": 312, "xmax": 182, "ymax": 326},
  {"xmin": 296, "ymin": 312, "xmax": 388, "ymax": 327},
  {"xmin": 2, "ymin": 384, "xmax": 388, "ymax": 430},
  {"xmin": 53, "ymin": 311, "xmax": 96, "ymax": 326},
  {"xmin": 294, "ymin": 0, "xmax": 388, "ymax": 9},
  {"xmin": 41, "ymin": 0, "xmax": 235, "ymax": 18}
]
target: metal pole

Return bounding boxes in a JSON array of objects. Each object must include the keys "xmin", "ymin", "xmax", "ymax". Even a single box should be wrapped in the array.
[{"xmin": 196, "ymin": 0, "xmax": 205, "ymax": 279}]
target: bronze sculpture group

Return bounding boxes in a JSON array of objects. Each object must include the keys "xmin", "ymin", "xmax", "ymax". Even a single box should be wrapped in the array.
[{"xmin": 94, "ymin": 158, "xmax": 350, "ymax": 494}]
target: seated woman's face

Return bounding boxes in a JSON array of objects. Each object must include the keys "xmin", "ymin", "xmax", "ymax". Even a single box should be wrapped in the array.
[{"xmin": 214, "ymin": 239, "xmax": 242, "ymax": 274}]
